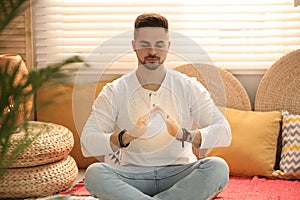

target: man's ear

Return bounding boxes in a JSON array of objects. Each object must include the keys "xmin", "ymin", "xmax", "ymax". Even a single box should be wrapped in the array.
[
  {"xmin": 132, "ymin": 40, "xmax": 136, "ymax": 51},
  {"xmin": 167, "ymin": 41, "xmax": 171, "ymax": 50}
]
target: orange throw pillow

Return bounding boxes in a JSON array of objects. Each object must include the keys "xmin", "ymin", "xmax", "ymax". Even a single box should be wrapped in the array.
[{"xmin": 207, "ymin": 108, "xmax": 281, "ymax": 177}]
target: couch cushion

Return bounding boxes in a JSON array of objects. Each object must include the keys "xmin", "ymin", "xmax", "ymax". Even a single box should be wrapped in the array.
[
  {"xmin": 272, "ymin": 110, "xmax": 300, "ymax": 179},
  {"xmin": 207, "ymin": 107, "xmax": 281, "ymax": 177}
]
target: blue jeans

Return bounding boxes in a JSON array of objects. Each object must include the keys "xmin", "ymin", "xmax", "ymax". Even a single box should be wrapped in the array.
[{"xmin": 84, "ymin": 157, "xmax": 229, "ymax": 200}]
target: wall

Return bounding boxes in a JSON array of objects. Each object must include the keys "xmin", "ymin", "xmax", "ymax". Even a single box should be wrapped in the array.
[{"xmin": 235, "ymin": 74, "xmax": 264, "ymax": 110}]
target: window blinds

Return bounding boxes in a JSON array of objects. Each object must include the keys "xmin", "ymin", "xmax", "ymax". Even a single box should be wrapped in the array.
[
  {"xmin": 33, "ymin": 0, "xmax": 300, "ymax": 76},
  {"xmin": 0, "ymin": 1, "xmax": 33, "ymax": 70}
]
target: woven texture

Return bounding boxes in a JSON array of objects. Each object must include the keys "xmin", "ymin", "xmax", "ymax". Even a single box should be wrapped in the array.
[
  {"xmin": 0, "ymin": 155, "xmax": 78, "ymax": 199},
  {"xmin": 272, "ymin": 110, "xmax": 300, "ymax": 179},
  {"xmin": 255, "ymin": 49, "xmax": 300, "ymax": 114},
  {"xmin": 1, "ymin": 121, "xmax": 74, "ymax": 168},
  {"xmin": 175, "ymin": 63, "xmax": 251, "ymax": 111}
]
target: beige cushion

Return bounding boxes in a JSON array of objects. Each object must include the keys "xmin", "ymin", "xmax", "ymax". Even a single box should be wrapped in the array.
[
  {"xmin": 207, "ymin": 107, "xmax": 281, "ymax": 177},
  {"xmin": 2, "ymin": 121, "xmax": 74, "ymax": 168},
  {"xmin": 0, "ymin": 156, "xmax": 78, "ymax": 199}
]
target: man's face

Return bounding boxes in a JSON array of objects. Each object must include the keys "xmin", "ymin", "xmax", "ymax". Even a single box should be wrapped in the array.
[{"xmin": 133, "ymin": 27, "xmax": 170, "ymax": 71}]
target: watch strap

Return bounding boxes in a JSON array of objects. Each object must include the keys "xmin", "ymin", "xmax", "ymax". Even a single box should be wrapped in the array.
[{"xmin": 118, "ymin": 129, "xmax": 129, "ymax": 148}]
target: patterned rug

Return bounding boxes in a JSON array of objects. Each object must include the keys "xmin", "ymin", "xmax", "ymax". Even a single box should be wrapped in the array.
[{"xmin": 59, "ymin": 176, "xmax": 300, "ymax": 199}]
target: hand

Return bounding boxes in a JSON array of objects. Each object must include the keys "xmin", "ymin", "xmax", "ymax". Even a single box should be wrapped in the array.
[
  {"xmin": 152, "ymin": 106, "xmax": 181, "ymax": 138},
  {"xmin": 126, "ymin": 111, "xmax": 152, "ymax": 139}
]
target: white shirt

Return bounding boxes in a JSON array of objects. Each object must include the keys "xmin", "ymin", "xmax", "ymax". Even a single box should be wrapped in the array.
[{"xmin": 81, "ymin": 67, "xmax": 231, "ymax": 166}]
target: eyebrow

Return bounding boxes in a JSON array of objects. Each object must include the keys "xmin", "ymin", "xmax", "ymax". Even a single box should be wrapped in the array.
[
  {"xmin": 139, "ymin": 41, "xmax": 150, "ymax": 44},
  {"xmin": 139, "ymin": 40, "xmax": 166, "ymax": 44}
]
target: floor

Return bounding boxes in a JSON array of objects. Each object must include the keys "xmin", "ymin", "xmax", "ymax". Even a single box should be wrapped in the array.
[{"xmin": 26, "ymin": 169, "xmax": 88, "ymax": 200}]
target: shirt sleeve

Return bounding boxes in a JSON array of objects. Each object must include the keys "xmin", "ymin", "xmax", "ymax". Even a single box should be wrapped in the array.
[
  {"xmin": 80, "ymin": 83, "xmax": 118, "ymax": 157},
  {"xmin": 188, "ymin": 78, "xmax": 232, "ymax": 149}
]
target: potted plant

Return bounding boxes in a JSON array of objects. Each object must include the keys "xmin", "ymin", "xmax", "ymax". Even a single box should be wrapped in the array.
[{"xmin": 0, "ymin": 0, "xmax": 84, "ymax": 179}]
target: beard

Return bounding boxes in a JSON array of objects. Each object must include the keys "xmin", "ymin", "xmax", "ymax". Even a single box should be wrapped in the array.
[{"xmin": 139, "ymin": 55, "xmax": 164, "ymax": 71}]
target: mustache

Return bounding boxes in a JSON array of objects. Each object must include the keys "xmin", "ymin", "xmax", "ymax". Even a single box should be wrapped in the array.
[{"xmin": 144, "ymin": 55, "xmax": 160, "ymax": 60}]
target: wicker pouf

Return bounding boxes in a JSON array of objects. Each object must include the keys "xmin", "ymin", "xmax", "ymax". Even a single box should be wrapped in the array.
[
  {"xmin": 0, "ymin": 121, "xmax": 78, "ymax": 198},
  {"xmin": 2, "ymin": 121, "xmax": 74, "ymax": 168},
  {"xmin": 0, "ymin": 155, "xmax": 78, "ymax": 198}
]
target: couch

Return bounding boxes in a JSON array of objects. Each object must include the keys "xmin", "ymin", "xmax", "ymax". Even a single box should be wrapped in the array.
[{"xmin": 36, "ymin": 49, "xmax": 300, "ymax": 199}]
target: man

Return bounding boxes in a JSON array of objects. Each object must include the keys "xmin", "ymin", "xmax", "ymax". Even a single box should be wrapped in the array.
[{"xmin": 81, "ymin": 13, "xmax": 231, "ymax": 200}]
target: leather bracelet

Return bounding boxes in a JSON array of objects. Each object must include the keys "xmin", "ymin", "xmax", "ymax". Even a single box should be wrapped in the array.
[
  {"xmin": 181, "ymin": 128, "xmax": 192, "ymax": 148},
  {"xmin": 118, "ymin": 129, "xmax": 129, "ymax": 148}
]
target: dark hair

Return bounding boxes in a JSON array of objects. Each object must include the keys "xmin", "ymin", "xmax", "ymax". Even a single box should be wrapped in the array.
[
  {"xmin": 134, "ymin": 13, "xmax": 168, "ymax": 39},
  {"xmin": 135, "ymin": 13, "xmax": 168, "ymax": 29}
]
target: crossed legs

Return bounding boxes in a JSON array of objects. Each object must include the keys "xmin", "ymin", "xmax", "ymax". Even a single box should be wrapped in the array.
[{"xmin": 84, "ymin": 157, "xmax": 229, "ymax": 200}]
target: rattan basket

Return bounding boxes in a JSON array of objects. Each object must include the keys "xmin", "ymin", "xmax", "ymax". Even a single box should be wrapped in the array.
[
  {"xmin": 175, "ymin": 63, "xmax": 251, "ymax": 111},
  {"xmin": 0, "ymin": 155, "xmax": 78, "ymax": 199},
  {"xmin": 1, "ymin": 121, "xmax": 74, "ymax": 168}
]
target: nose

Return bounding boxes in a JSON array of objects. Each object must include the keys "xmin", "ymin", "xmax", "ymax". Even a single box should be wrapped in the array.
[{"xmin": 148, "ymin": 47, "xmax": 157, "ymax": 56}]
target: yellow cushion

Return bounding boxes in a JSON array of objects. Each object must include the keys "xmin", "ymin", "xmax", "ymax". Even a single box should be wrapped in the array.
[
  {"xmin": 36, "ymin": 80, "xmax": 112, "ymax": 168},
  {"xmin": 207, "ymin": 107, "xmax": 281, "ymax": 177}
]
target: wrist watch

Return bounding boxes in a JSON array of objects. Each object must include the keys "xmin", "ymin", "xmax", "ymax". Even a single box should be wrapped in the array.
[{"xmin": 118, "ymin": 129, "xmax": 129, "ymax": 148}]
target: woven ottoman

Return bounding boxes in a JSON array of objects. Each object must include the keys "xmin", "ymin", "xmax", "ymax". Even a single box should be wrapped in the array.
[{"xmin": 0, "ymin": 121, "xmax": 78, "ymax": 198}]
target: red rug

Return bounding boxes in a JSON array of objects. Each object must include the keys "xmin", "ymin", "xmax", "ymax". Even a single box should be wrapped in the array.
[
  {"xmin": 60, "ymin": 179, "xmax": 91, "ymax": 196},
  {"xmin": 216, "ymin": 176, "xmax": 300, "ymax": 200},
  {"xmin": 61, "ymin": 176, "xmax": 300, "ymax": 199}
]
